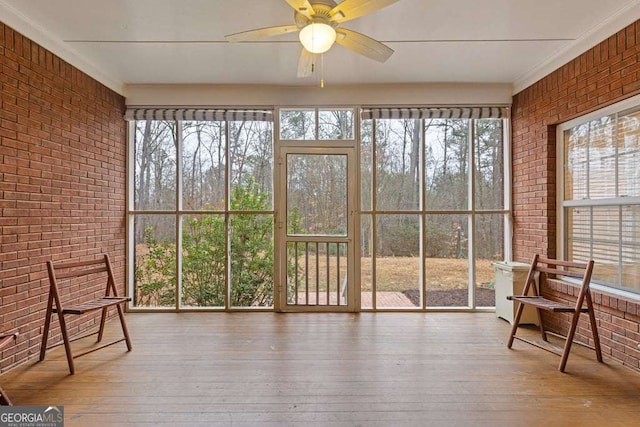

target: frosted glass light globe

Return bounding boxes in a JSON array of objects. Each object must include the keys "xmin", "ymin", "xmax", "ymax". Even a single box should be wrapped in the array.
[{"xmin": 299, "ymin": 22, "xmax": 336, "ymax": 54}]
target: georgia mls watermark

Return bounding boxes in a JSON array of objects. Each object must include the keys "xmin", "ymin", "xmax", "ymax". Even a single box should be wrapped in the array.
[{"xmin": 0, "ymin": 406, "xmax": 63, "ymax": 427}]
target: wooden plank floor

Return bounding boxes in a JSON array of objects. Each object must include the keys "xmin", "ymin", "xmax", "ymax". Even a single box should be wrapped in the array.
[{"xmin": 2, "ymin": 312, "xmax": 640, "ymax": 426}]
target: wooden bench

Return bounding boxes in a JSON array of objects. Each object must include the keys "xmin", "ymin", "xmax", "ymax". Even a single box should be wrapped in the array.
[
  {"xmin": 39, "ymin": 254, "xmax": 132, "ymax": 374},
  {"xmin": 506, "ymin": 254, "xmax": 602, "ymax": 372},
  {"xmin": 0, "ymin": 333, "xmax": 18, "ymax": 405}
]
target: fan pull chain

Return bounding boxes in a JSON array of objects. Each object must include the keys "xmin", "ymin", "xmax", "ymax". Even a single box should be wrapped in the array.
[{"xmin": 320, "ymin": 53, "xmax": 325, "ymax": 88}]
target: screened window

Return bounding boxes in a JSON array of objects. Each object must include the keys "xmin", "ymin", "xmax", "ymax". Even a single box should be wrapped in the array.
[
  {"xmin": 280, "ymin": 108, "xmax": 354, "ymax": 140},
  {"xmin": 128, "ymin": 109, "xmax": 274, "ymax": 310},
  {"xmin": 360, "ymin": 107, "xmax": 509, "ymax": 309},
  {"xmin": 128, "ymin": 106, "xmax": 509, "ymax": 312},
  {"xmin": 561, "ymin": 105, "xmax": 640, "ymax": 294}
]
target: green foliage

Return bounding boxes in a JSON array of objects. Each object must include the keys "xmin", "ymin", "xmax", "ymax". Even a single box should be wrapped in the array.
[
  {"xmin": 284, "ymin": 206, "xmax": 307, "ymax": 302},
  {"xmin": 135, "ymin": 178, "xmax": 274, "ymax": 307},
  {"xmin": 181, "ymin": 214, "xmax": 227, "ymax": 306},
  {"xmin": 135, "ymin": 226, "xmax": 177, "ymax": 306},
  {"xmin": 424, "ymin": 221, "xmax": 461, "ymax": 258},
  {"xmin": 287, "ymin": 206, "xmax": 302, "ymax": 234},
  {"xmin": 377, "ymin": 218, "xmax": 420, "ymax": 257},
  {"xmin": 229, "ymin": 182, "xmax": 274, "ymax": 306}
]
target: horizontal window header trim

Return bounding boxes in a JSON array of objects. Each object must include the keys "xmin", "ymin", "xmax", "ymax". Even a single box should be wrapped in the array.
[
  {"xmin": 361, "ymin": 106, "xmax": 510, "ymax": 120},
  {"xmin": 124, "ymin": 108, "xmax": 274, "ymax": 122}
]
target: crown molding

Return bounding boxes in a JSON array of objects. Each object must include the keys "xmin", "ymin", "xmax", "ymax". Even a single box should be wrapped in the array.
[
  {"xmin": 0, "ymin": 0, "xmax": 125, "ymax": 95},
  {"xmin": 513, "ymin": 1, "xmax": 640, "ymax": 94}
]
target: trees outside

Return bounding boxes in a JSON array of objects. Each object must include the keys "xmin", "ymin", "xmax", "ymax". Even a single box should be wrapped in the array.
[
  {"xmin": 134, "ymin": 120, "xmax": 177, "ymax": 211},
  {"xmin": 182, "ymin": 121, "xmax": 225, "ymax": 210},
  {"xmin": 425, "ymin": 119, "xmax": 469, "ymax": 211},
  {"xmin": 375, "ymin": 119, "xmax": 421, "ymax": 211},
  {"xmin": 136, "ymin": 179, "xmax": 274, "ymax": 308},
  {"xmin": 133, "ymin": 119, "xmax": 274, "ymax": 308},
  {"xmin": 286, "ymin": 153, "xmax": 347, "ymax": 236},
  {"xmin": 319, "ymin": 109, "xmax": 354, "ymax": 140},
  {"xmin": 280, "ymin": 110, "xmax": 315, "ymax": 140},
  {"xmin": 474, "ymin": 120, "xmax": 504, "ymax": 262},
  {"xmin": 131, "ymin": 111, "xmax": 506, "ymax": 309},
  {"xmin": 280, "ymin": 108, "xmax": 354, "ymax": 141},
  {"xmin": 361, "ymin": 116, "xmax": 505, "ymax": 307},
  {"xmin": 362, "ymin": 117, "xmax": 504, "ymax": 260}
]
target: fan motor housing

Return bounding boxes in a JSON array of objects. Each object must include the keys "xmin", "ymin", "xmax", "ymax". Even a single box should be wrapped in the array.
[{"xmin": 294, "ymin": 0, "xmax": 337, "ymax": 27}]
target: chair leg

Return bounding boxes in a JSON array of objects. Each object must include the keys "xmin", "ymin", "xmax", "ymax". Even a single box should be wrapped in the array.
[
  {"xmin": 116, "ymin": 304, "xmax": 132, "ymax": 351},
  {"xmin": 559, "ymin": 312, "xmax": 582, "ymax": 372},
  {"xmin": 507, "ymin": 301, "xmax": 526, "ymax": 348},
  {"xmin": 39, "ymin": 292, "xmax": 55, "ymax": 362},
  {"xmin": 0, "ymin": 387, "xmax": 12, "ymax": 406},
  {"xmin": 97, "ymin": 306, "xmax": 108, "ymax": 343},
  {"xmin": 57, "ymin": 312, "xmax": 76, "ymax": 375},
  {"xmin": 585, "ymin": 292, "xmax": 603, "ymax": 363}
]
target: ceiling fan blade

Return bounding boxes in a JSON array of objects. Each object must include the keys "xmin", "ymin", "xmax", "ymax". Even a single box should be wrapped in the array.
[
  {"xmin": 329, "ymin": 0, "xmax": 399, "ymax": 23},
  {"xmin": 297, "ymin": 48, "xmax": 315, "ymax": 78},
  {"xmin": 284, "ymin": 0, "xmax": 315, "ymax": 20},
  {"xmin": 335, "ymin": 28, "xmax": 394, "ymax": 62},
  {"xmin": 225, "ymin": 25, "xmax": 299, "ymax": 42}
]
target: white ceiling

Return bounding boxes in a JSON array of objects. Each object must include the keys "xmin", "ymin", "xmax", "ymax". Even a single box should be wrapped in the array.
[{"xmin": 2, "ymin": 0, "xmax": 640, "ymax": 95}]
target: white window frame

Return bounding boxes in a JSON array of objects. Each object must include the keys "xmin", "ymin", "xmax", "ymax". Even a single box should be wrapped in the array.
[{"xmin": 557, "ymin": 93, "xmax": 640, "ymax": 300}]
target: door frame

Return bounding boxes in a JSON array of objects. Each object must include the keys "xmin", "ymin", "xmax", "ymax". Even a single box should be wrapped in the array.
[{"xmin": 275, "ymin": 145, "xmax": 359, "ymax": 312}]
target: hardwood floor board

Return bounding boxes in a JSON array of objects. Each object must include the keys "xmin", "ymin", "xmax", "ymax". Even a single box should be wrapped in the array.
[
  {"xmin": 0, "ymin": 393, "xmax": 613, "ymax": 406},
  {"xmin": 57, "ymin": 408, "xmax": 628, "ymax": 427},
  {"xmin": 32, "ymin": 400, "xmax": 640, "ymax": 415},
  {"xmin": 2, "ymin": 312, "xmax": 640, "ymax": 426}
]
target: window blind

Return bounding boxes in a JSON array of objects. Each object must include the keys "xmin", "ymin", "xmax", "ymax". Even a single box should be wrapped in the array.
[
  {"xmin": 361, "ymin": 106, "xmax": 510, "ymax": 120},
  {"xmin": 124, "ymin": 108, "xmax": 273, "ymax": 122}
]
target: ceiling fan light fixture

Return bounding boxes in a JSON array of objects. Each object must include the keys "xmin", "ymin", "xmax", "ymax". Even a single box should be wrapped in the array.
[{"xmin": 299, "ymin": 22, "xmax": 336, "ymax": 54}]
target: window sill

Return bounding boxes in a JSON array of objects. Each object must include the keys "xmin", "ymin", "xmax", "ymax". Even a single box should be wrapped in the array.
[
  {"xmin": 590, "ymin": 283, "xmax": 640, "ymax": 303},
  {"xmin": 547, "ymin": 277, "xmax": 640, "ymax": 303}
]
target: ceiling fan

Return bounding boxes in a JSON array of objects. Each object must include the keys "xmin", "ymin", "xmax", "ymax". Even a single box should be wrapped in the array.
[{"xmin": 225, "ymin": 0, "xmax": 398, "ymax": 78}]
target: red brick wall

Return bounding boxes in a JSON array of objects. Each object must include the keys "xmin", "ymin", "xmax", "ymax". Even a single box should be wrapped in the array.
[
  {"xmin": 544, "ymin": 279, "xmax": 640, "ymax": 370},
  {"xmin": 512, "ymin": 21, "xmax": 640, "ymax": 371},
  {"xmin": 0, "ymin": 23, "xmax": 126, "ymax": 371}
]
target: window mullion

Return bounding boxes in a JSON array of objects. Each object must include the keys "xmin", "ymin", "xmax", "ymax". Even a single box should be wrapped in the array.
[
  {"xmin": 225, "ymin": 120, "xmax": 230, "ymax": 311},
  {"xmin": 176, "ymin": 121, "xmax": 183, "ymax": 311},
  {"xmin": 468, "ymin": 119, "xmax": 476, "ymax": 309}
]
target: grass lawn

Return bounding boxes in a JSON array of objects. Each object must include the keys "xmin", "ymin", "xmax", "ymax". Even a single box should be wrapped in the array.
[{"xmin": 298, "ymin": 255, "xmax": 497, "ymax": 292}]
